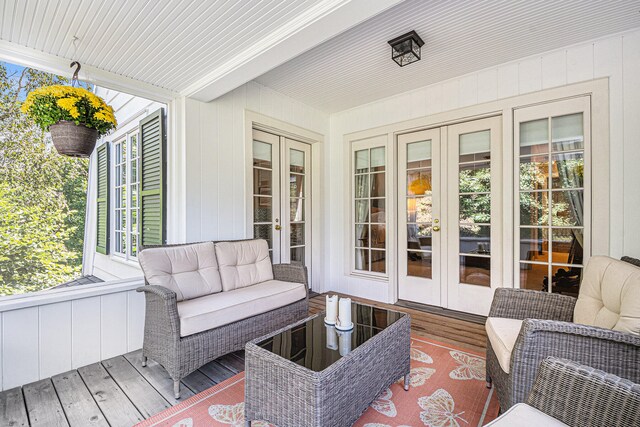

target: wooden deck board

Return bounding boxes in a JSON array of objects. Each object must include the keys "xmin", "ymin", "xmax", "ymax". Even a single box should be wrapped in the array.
[
  {"xmin": 22, "ymin": 379, "xmax": 68, "ymax": 427},
  {"xmin": 5, "ymin": 292, "xmax": 485, "ymax": 425},
  {"xmin": 77, "ymin": 363, "xmax": 144, "ymax": 427},
  {"xmin": 51, "ymin": 370, "xmax": 109, "ymax": 427},
  {"xmin": 0, "ymin": 387, "xmax": 29, "ymax": 427}
]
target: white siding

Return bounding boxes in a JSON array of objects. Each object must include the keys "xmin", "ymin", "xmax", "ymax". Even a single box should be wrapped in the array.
[
  {"xmin": 183, "ymin": 81, "xmax": 329, "ymax": 242},
  {"xmin": 327, "ymin": 29, "xmax": 640, "ymax": 301}
]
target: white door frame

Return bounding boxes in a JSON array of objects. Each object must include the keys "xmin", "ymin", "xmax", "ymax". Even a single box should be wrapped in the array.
[{"xmin": 244, "ymin": 111, "xmax": 324, "ymax": 292}]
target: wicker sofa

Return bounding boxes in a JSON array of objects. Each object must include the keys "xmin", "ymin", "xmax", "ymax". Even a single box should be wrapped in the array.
[
  {"xmin": 485, "ymin": 357, "xmax": 640, "ymax": 427},
  {"xmin": 137, "ymin": 239, "xmax": 309, "ymax": 398},
  {"xmin": 485, "ymin": 256, "xmax": 640, "ymax": 410}
]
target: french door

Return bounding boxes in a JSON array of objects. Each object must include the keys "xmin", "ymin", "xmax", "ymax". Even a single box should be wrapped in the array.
[
  {"xmin": 397, "ymin": 116, "xmax": 502, "ymax": 315},
  {"xmin": 251, "ymin": 129, "xmax": 312, "ymax": 276}
]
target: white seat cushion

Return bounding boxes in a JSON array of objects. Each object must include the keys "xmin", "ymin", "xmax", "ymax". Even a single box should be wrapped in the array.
[
  {"xmin": 483, "ymin": 403, "xmax": 568, "ymax": 426},
  {"xmin": 485, "ymin": 317, "xmax": 523, "ymax": 374},
  {"xmin": 574, "ymin": 256, "xmax": 640, "ymax": 335},
  {"xmin": 177, "ymin": 279, "xmax": 306, "ymax": 337},
  {"xmin": 215, "ymin": 240, "xmax": 274, "ymax": 291},
  {"xmin": 138, "ymin": 242, "xmax": 222, "ymax": 302}
]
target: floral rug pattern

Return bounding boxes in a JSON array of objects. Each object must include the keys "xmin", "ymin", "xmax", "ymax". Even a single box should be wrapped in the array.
[{"xmin": 136, "ymin": 336, "xmax": 499, "ymax": 427}]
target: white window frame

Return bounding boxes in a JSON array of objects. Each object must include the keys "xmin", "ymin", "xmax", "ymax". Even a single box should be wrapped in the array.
[
  {"xmin": 351, "ymin": 135, "xmax": 390, "ymax": 278},
  {"xmin": 110, "ymin": 125, "xmax": 140, "ymax": 261}
]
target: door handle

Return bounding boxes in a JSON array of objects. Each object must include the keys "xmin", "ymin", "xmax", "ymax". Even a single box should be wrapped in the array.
[
  {"xmin": 275, "ymin": 224, "xmax": 282, "ymax": 231},
  {"xmin": 433, "ymin": 226, "xmax": 440, "ymax": 232}
]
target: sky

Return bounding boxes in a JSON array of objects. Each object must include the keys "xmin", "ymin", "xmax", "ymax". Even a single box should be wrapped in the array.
[{"xmin": 1, "ymin": 60, "xmax": 94, "ymax": 100}]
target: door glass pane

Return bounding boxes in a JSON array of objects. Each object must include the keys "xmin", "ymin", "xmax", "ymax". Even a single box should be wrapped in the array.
[
  {"xmin": 407, "ymin": 197, "xmax": 432, "ymax": 223},
  {"xmin": 460, "ymin": 225, "xmax": 490, "ymax": 255},
  {"xmin": 552, "ymin": 114, "xmax": 583, "ymax": 152},
  {"xmin": 520, "ymin": 192, "xmax": 549, "ymax": 226},
  {"xmin": 519, "ymin": 263, "xmax": 547, "ymax": 291},
  {"xmin": 408, "ymin": 251, "xmax": 432, "ymax": 278},
  {"xmin": 459, "ymin": 130, "xmax": 490, "ymax": 161},
  {"xmin": 291, "ymin": 247, "xmax": 305, "ymax": 264},
  {"xmin": 459, "ymin": 194, "xmax": 490, "ymax": 223},
  {"xmin": 551, "ymin": 190, "xmax": 583, "ymax": 226},
  {"xmin": 371, "ymin": 250, "xmax": 386, "ymax": 273},
  {"xmin": 408, "ymin": 224, "xmax": 432, "ymax": 251},
  {"xmin": 520, "ymin": 155, "xmax": 549, "ymax": 190},
  {"xmin": 290, "ymin": 199, "xmax": 304, "ymax": 222},
  {"xmin": 355, "ymin": 249, "xmax": 369, "ymax": 270},
  {"xmin": 290, "ymin": 149, "xmax": 305, "ymax": 173},
  {"xmin": 520, "ymin": 228, "xmax": 549, "ymax": 262},
  {"xmin": 459, "ymin": 162, "xmax": 490, "ymax": 193},
  {"xmin": 355, "ymin": 175, "xmax": 369, "ymax": 198},
  {"xmin": 370, "ymin": 173, "xmax": 385, "ymax": 197},
  {"xmin": 407, "ymin": 170, "xmax": 432, "ymax": 195},
  {"xmin": 520, "ymin": 118, "xmax": 548, "ymax": 155},
  {"xmin": 371, "ymin": 147, "xmax": 385, "ymax": 171},
  {"xmin": 551, "ymin": 228, "xmax": 583, "ymax": 265},
  {"xmin": 290, "ymin": 175, "xmax": 304, "ymax": 197},
  {"xmin": 459, "ymin": 255, "xmax": 490, "ymax": 287},
  {"xmin": 253, "ymin": 225, "xmax": 272, "ymax": 248},
  {"xmin": 370, "ymin": 224, "xmax": 385, "ymax": 249},
  {"xmin": 371, "ymin": 199, "xmax": 386, "ymax": 223},
  {"xmin": 355, "ymin": 149, "xmax": 369, "ymax": 173},
  {"xmin": 253, "ymin": 197, "xmax": 272, "ymax": 222},
  {"xmin": 290, "ymin": 223, "xmax": 304, "ymax": 246},
  {"xmin": 551, "ymin": 152, "xmax": 584, "ymax": 189},
  {"xmin": 254, "ymin": 169, "xmax": 272, "ymax": 195},
  {"xmin": 355, "ymin": 224, "xmax": 369, "ymax": 248},
  {"xmin": 407, "ymin": 140, "xmax": 431, "ymax": 168},
  {"xmin": 253, "ymin": 141, "xmax": 272, "ymax": 168},
  {"xmin": 355, "ymin": 200, "xmax": 369, "ymax": 222}
]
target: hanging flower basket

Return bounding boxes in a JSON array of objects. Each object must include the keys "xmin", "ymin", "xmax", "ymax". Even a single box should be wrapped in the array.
[{"xmin": 21, "ymin": 85, "xmax": 117, "ymax": 158}]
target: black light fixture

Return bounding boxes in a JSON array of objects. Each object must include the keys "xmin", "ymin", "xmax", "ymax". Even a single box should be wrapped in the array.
[{"xmin": 388, "ymin": 30, "xmax": 424, "ymax": 67}]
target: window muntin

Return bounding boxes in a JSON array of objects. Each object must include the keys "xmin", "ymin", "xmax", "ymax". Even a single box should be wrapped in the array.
[
  {"xmin": 354, "ymin": 145, "xmax": 386, "ymax": 274},
  {"xmin": 112, "ymin": 131, "xmax": 140, "ymax": 260},
  {"xmin": 518, "ymin": 113, "xmax": 585, "ymax": 296}
]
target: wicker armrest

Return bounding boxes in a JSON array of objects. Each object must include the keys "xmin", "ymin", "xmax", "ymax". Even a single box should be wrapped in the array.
[
  {"xmin": 136, "ymin": 285, "xmax": 181, "ymax": 341},
  {"xmin": 527, "ymin": 357, "xmax": 640, "ymax": 427},
  {"xmin": 273, "ymin": 263, "xmax": 308, "ymax": 287},
  {"xmin": 488, "ymin": 288, "xmax": 576, "ymax": 321},
  {"xmin": 509, "ymin": 319, "xmax": 640, "ymax": 405}
]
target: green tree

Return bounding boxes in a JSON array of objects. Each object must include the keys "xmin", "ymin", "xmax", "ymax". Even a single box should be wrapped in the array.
[{"xmin": 0, "ymin": 63, "xmax": 88, "ymax": 295}]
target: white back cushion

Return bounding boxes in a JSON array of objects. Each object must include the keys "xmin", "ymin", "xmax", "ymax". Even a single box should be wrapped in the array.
[
  {"xmin": 138, "ymin": 242, "xmax": 222, "ymax": 301},
  {"xmin": 215, "ymin": 240, "xmax": 273, "ymax": 291},
  {"xmin": 574, "ymin": 256, "xmax": 640, "ymax": 335}
]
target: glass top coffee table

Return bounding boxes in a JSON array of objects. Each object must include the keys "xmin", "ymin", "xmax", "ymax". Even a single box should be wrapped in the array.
[{"xmin": 244, "ymin": 302, "xmax": 411, "ymax": 427}]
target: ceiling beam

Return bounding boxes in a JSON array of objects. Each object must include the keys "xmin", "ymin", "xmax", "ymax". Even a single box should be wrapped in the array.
[
  {"xmin": 182, "ymin": 0, "xmax": 405, "ymax": 102},
  {"xmin": 0, "ymin": 39, "xmax": 179, "ymax": 103}
]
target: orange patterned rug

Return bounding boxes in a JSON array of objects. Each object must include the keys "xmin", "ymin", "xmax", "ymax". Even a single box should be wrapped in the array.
[{"xmin": 137, "ymin": 335, "xmax": 499, "ymax": 427}]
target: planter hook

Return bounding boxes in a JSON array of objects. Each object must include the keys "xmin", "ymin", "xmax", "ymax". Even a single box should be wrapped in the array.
[{"xmin": 70, "ymin": 61, "xmax": 81, "ymax": 87}]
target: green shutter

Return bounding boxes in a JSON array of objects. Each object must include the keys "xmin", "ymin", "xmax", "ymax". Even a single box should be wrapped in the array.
[
  {"xmin": 96, "ymin": 143, "xmax": 110, "ymax": 254},
  {"xmin": 139, "ymin": 108, "xmax": 166, "ymax": 247}
]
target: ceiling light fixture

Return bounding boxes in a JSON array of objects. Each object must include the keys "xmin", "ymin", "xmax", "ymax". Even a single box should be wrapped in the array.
[{"xmin": 388, "ymin": 30, "xmax": 424, "ymax": 67}]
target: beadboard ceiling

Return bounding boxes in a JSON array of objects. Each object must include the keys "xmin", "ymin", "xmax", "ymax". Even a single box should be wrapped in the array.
[
  {"xmin": 255, "ymin": 0, "xmax": 640, "ymax": 112},
  {"xmin": 0, "ymin": 0, "xmax": 402, "ymax": 100}
]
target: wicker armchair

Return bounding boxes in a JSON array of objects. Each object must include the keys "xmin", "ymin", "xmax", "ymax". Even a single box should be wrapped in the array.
[
  {"xmin": 486, "ymin": 256, "xmax": 640, "ymax": 410},
  {"xmin": 137, "ymin": 241, "xmax": 309, "ymax": 399},
  {"xmin": 485, "ymin": 357, "xmax": 640, "ymax": 427}
]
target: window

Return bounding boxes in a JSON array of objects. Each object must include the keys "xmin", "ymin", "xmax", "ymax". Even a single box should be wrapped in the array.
[
  {"xmin": 113, "ymin": 131, "xmax": 140, "ymax": 259},
  {"xmin": 516, "ymin": 98, "xmax": 589, "ymax": 297},
  {"xmin": 353, "ymin": 138, "xmax": 387, "ymax": 275}
]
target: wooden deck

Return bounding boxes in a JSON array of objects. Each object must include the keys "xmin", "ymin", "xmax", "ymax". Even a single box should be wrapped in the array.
[{"xmin": 0, "ymin": 293, "xmax": 486, "ymax": 427}]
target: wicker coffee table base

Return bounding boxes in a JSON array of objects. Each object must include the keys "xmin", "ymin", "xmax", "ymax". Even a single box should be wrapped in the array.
[{"xmin": 245, "ymin": 312, "xmax": 411, "ymax": 427}]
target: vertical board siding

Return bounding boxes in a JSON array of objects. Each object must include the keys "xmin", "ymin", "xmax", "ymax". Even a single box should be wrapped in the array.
[
  {"xmin": 328, "ymin": 28, "xmax": 640, "ymax": 300},
  {"xmin": 1, "ymin": 288, "xmax": 145, "ymax": 390},
  {"xmin": 39, "ymin": 302, "xmax": 72, "ymax": 378},
  {"xmin": 71, "ymin": 297, "xmax": 101, "ymax": 369},
  {"xmin": 2, "ymin": 308, "xmax": 39, "ymax": 389}
]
